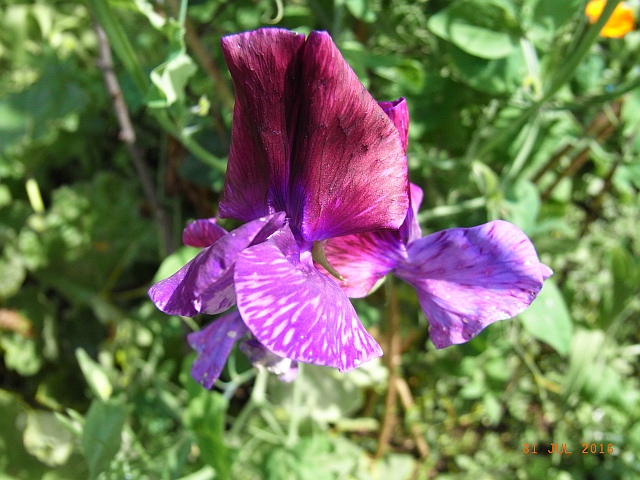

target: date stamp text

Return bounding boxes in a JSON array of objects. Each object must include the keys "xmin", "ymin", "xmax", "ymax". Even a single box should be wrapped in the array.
[{"xmin": 522, "ymin": 443, "xmax": 615, "ymax": 455}]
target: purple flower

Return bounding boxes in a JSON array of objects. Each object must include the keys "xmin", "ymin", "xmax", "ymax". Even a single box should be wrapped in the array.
[
  {"xmin": 149, "ymin": 28, "xmax": 409, "ymax": 387},
  {"xmin": 319, "ymin": 104, "xmax": 552, "ymax": 349}
]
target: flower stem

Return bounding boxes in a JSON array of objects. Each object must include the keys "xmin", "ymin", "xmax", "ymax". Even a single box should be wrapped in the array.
[
  {"xmin": 252, "ymin": 368, "xmax": 269, "ymax": 406},
  {"xmin": 376, "ymin": 278, "xmax": 401, "ymax": 458},
  {"xmin": 417, "ymin": 197, "xmax": 486, "ymax": 222},
  {"xmin": 286, "ymin": 363, "xmax": 303, "ymax": 448}
]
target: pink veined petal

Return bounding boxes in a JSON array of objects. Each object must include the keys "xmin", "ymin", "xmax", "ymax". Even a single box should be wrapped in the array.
[
  {"xmin": 378, "ymin": 98, "xmax": 409, "ymax": 151},
  {"xmin": 218, "ymin": 29, "xmax": 306, "ymax": 222},
  {"xmin": 148, "ymin": 212, "xmax": 286, "ymax": 316},
  {"xmin": 395, "ymin": 220, "xmax": 550, "ymax": 349},
  {"xmin": 187, "ymin": 311, "xmax": 249, "ymax": 389},
  {"xmin": 182, "ymin": 218, "xmax": 228, "ymax": 247},
  {"xmin": 289, "ymin": 31, "xmax": 409, "ymax": 241},
  {"xmin": 320, "ymin": 230, "xmax": 406, "ymax": 298},
  {"xmin": 234, "ymin": 226, "xmax": 383, "ymax": 371},
  {"xmin": 319, "ymin": 183, "xmax": 422, "ymax": 298}
]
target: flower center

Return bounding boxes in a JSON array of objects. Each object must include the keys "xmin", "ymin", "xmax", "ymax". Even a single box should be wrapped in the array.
[{"xmin": 311, "ymin": 241, "xmax": 344, "ymax": 281}]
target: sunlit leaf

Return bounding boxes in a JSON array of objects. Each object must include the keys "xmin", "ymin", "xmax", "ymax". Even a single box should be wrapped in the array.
[
  {"xmin": 183, "ymin": 392, "xmax": 232, "ymax": 480},
  {"xmin": 81, "ymin": 399, "xmax": 127, "ymax": 480},
  {"xmin": 76, "ymin": 348, "xmax": 112, "ymax": 401},
  {"xmin": 149, "ymin": 52, "xmax": 197, "ymax": 107},
  {"xmin": 0, "ymin": 334, "xmax": 42, "ymax": 376},
  {"xmin": 428, "ymin": 0, "xmax": 521, "ymax": 59},
  {"xmin": 520, "ymin": 279, "xmax": 573, "ymax": 355},
  {"xmin": 23, "ymin": 411, "xmax": 74, "ymax": 466},
  {"xmin": 344, "ymin": 0, "xmax": 376, "ymax": 23},
  {"xmin": 153, "ymin": 245, "xmax": 201, "ymax": 283}
]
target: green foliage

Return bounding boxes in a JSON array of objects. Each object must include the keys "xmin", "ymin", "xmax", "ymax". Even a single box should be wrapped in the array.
[
  {"xmin": 183, "ymin": 391, "xmax": 233, "ymax": 480},
  {"xmin": 1, "ymin": 0, "xmax": 639, "ymax": 478},
  {"xmin": 520, "ymin": 280, "xmax": 573, "ymax": 355},
  {"xmin": 82, "ymin": 400, "xmax": 128, "ymax": 480},
  {"xmin": 428, "ymin": 0, "xmax": 521, "ymax": 60}
]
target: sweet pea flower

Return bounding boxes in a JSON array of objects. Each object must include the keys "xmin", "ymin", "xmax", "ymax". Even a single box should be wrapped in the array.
[
  {"xmin": 149, "ymin": 28, "xmax": 409, "ymax": 387},
  {"xmin": 320, "ymin": 102, "xmax": 552, "ymax": 349}
]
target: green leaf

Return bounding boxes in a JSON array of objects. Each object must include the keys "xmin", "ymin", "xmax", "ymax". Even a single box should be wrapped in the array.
[
  {"xmin": 23, "ymin": 411, "xmax": 74, "ymax": 467},
  {"xmin": 450, "ymin": 45, "xmax": 526, "ymax": 95},
  {"xmin": 374, "ymin": 59, "xmax": 426, "ymax": 94},
  {"xmin": 264, "ymin": 436, "xmax": 334, "ymax": 480},
  {"xmin": 428, "ymin": 0, "xmax": 521, "ymax": 59},
  {"xmin": 501, "ymin": 179, "xmax": 541, "ymax": 233},
  {"xmin": 520, "ymin": 279, "xmax": 573, "ymax": 355},
  {"xmin": 344, "ymin": 0, "xmax": 376, "ymax": 23},
  {"xmin": 0, "ymin": 100, "xmax": 28, "ymax": 152},
  {"xmin": 177, "ymin": 466, "xmax": 216, "ymax": 480},
  {"xmin": 149, "ymin": 51, "xmax": 197, "ymax": 108},
  {"xmin": 183, "ymin": 392, "xmax": 233, "ymax": 480},
  {"xmin": 527, "ymin": 0, "xmax": 584, "ymax": 47},
  {"xmin": 471, "ymin": 160, "xmax": 500, "ymax": 197},
  {"xmin": 562, "ymin": 329, "xmax": 605, "ymax": 400},
  {"xmin": 0, "ymin": 334, "xmax": 42, "ymax": 376},
  {"xmin": 482, "ymin": 392, "xmax": 503, "ymax": 425},
  {"xmin": 81, "ymin": 399, "xmax": 127, "ymax": 480},
  {"xmin": 54, "ymin": 408, "xmax": 85, "ymax": 438},
  {"xmin": 0, "ymin": 390, "xmax": 56, "ymax": 477},
  {"xmin": 370, "ymin": 453, "xmax": 416, "ymax": 480},
  {"xmin": 0, "ymin": 253, "xmax": 26, "ymax": 299},
  {"xmin": 601, "ymin": 245, "xmax": 640, "ymax": 324},
  {"xmin": 269, "ymin": 362, "xmax": 384, "ymax": 423},
  {"xmin": 153, "ymin": 245, "xmax": 201, "ymax": 283},
  {"xmin": 76, "ymin": 348, "xmax": 112, "ymax": 401}
]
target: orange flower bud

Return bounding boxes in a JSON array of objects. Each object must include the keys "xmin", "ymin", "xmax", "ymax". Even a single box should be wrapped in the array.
[{"xmin": 585, "ymin": 0, "xmax": 636, "ymax": 38}]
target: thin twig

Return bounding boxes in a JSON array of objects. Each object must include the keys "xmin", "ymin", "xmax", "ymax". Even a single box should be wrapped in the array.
[
  {"xmin": 395, "ymin": 377, "xmax": 429, "ymax": 459},
  {"xmin": 94, "ymin": 23, "xmax": 175, "ymax": 255},
  {"xmin": 579, "ymin": 159, "xmax": 621, "ymax": 237},
  {"xmin": 539, "ymin": 101, "xmax": 622, "ymax": 202},
  {"xmin": 376, "ymin": 279, "xmax": 401, "ymax": 458}
]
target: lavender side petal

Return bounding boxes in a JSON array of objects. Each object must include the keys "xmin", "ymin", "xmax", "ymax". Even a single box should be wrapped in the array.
[
  {"xmin": 395, "ymin": 220, "xmax": 551, "ymax": 349},
  {"xmin": 187, "ymin": 311, "xmax": 249, "ymax": 389},
  {"xmin": 149, "ymin": 212, "xmax": 286, "ymax": 316},
  {"xmin": 235, "ymin": 226, "xmax": 383, "ymax": 372}
]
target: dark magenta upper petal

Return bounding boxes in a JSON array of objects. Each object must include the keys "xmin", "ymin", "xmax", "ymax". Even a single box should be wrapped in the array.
[
  {"xmin": 219, "ymin": 29, "xmax": 408, "ymax": 240},
  {"xmin": 289, "ymin": 31, "xmax": 408, "ymax": 241},
  {"xmin": 218, "ymin": 29, "xmax": 306, "ymax": 221},
  {"xmin": 395, "ymin": 220, "xmax": 551, "ymax": 348},
  {"xmin": 182, "ymin": 218, "xmax": 228, "ymax": 247}
]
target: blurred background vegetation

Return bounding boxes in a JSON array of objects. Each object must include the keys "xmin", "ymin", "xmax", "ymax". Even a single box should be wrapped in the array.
[{"xmin": 0, "ymin": 0, "xmax": 639, "ymax": 478}]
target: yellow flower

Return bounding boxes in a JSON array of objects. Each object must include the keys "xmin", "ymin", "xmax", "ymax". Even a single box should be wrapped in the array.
[{"xmin": 585, "ymin": 0, "xmax": 636, "ymax": 38}]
